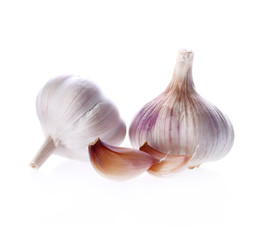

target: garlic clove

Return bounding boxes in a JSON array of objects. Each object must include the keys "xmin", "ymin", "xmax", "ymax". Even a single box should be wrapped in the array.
[
  {"xmin": 31, "ymin": 75, "xmax": 126, "ymax": 169},
  {"xmin": 88, "ymin": 138, "xmax": 158, "ymax": 181},
  {"xmin": 129, "ymin": 49, "xmax": 234, "ymax": 169},
  {"xmin": 140, "ymin": 143, "xmax": 191, "ymax": 176}
]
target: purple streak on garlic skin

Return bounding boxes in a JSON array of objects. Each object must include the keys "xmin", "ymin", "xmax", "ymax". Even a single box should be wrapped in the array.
[
  {"xmin": 129, "ymin": 49, "xmax": 234, "ymax": 169},
  {"xmin": 129, "ymin": 97, "xmax": 163, "ymax": 148}
]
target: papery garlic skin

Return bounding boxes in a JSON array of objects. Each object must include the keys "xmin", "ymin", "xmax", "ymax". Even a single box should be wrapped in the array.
[
  {"xmin": 129, "ymin": 50, "xmax": 234, "ymax": 168},
  {"xmin": 31, "ymin": 75, "xmax": 126, "ymax": 168}
]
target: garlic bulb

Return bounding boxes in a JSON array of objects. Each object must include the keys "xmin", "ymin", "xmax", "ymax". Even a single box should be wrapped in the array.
[
  {"xmin": 129, "ymin": 49, "xmax": 234, "ymax": 172},
  {"xmin": 89, "ymin": 138, "xmax": 158, "ymax": 180},
  {"xmin": 30, "ymin": 75, "xmax": 126, "ymax": 169}
]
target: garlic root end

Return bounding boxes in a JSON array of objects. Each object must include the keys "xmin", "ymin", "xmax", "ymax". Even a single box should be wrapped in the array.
[{"xmin": 188, "ymin": 164, "xmax": 201, "ymax": 170}]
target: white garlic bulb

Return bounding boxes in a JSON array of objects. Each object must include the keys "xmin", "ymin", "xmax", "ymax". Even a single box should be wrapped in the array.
[
  {"xmin": 30, "ymin": 75, "xmax": 126, "ymax": 169},
  {"xmin": 129, "ymin": 49, "xmax": 234, "ymax": 173}
]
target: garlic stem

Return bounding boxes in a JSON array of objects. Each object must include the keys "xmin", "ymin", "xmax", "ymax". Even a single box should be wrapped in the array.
[
  {"xmin": 30, "ymin": 136, "xmax": 56, "ymax": 169},
  {"xmin": 165, "ymin": 49, "xmax": 195, "ymax": 94}
]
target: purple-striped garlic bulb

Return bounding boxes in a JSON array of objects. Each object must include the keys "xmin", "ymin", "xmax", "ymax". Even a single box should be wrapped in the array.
[
  {"xmin": 30, "ymin": 75, "xmax": 126, "ymax": 169},
  {"xmin": 129, "ymin": 49, "xmax": 234, "ymax": 175}
]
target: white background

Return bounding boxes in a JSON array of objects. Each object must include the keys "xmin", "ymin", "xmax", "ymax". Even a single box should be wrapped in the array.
[{"xmin": 0, "ymin": 0, "xmax": 262, "ymax": 239}]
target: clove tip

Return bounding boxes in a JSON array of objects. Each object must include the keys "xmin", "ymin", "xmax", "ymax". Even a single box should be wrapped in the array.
[{"xmin": 89, "ymin": 137, "xmax": 100, "ymax": 146}]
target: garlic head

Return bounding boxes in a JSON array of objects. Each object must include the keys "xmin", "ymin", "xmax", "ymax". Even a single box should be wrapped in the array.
[
  {"xmin": 31, "ymin": 75, "xmax": 126, "ymax": 169},
  {"xmin": 129, "ymin": 49, "xmax": 234, "ymax": 170}
]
